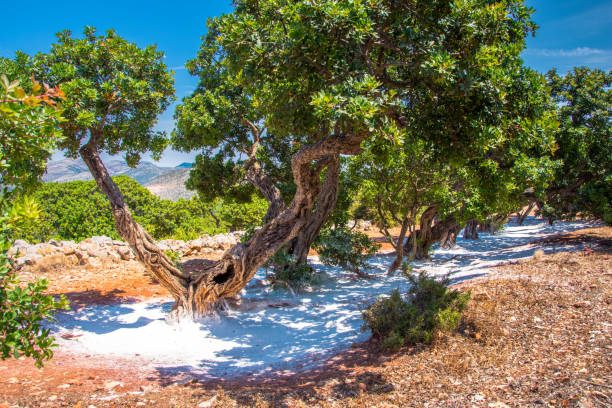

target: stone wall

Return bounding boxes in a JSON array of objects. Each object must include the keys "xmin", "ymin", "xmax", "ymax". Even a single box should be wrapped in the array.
[{"xmin": 8, "ymin": 232, "xmax": 244, "ymax": 269}]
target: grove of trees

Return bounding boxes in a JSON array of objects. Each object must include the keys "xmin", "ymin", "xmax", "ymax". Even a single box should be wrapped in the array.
[{"xmin": 1, "ymin": 0, "xmax": 610, "ymax": 334}]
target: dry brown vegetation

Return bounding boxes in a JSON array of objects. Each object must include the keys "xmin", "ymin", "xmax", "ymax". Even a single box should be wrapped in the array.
[{"xmin": 0, "ymin": 227, "xmax": 610, "ymax": 408}]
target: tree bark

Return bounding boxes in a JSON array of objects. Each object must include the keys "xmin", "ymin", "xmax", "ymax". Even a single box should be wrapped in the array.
[
  {"xmin": 387, "ymin": 217, "xmax": 410, "ymax": 275},
  {"xmin": 404, "ymin": 206, "xmax": 437, "ymax": 260},
  {"xmin": 440, "ymin": 224, "xmax": 461, "ymax": 249},
  {"xmin": 80, "ymin": 141, "xmax": 191, "ymax": 313},
  {"xmin": 463, "ymin": 219, "xmax": 479, "ymax": 240},
  {"xmin": 244, "ymin": 160, "xmax": 285, "ymax": 223},
  {"xmin": 81, "ymin": 133, "xmax": 362, "ymax": 318},
  {"xmin": 478, "ymin": 214, "xmax": 508, "ymax": 233},
  {"xmin": 403, "ymin": 210, "xmax": 459, "ymax": 260},
  {"xmin": 517, "ymin": 202, "xmax": 535, "ymax": 226},
  {"xmin": 286, "ymin": 158, "xmax": 340, "ymax": 266}
]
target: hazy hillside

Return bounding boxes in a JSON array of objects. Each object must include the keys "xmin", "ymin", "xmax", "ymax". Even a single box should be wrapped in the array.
[
  {"xmin": 44, "ymin": 158, "xmax": 196, "ymax": 200},
  {"xmin": 144, "ymin": 168, "xmax": 195, "ymax": 200},
  {"xmin": 44, "ymin": 158, "xmax": 175, "ymax": 185}
]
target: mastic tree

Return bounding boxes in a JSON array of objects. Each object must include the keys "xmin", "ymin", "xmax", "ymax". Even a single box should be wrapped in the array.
[
  {"xmin": 165, "ymin": 0, "xmax": 540, "ymax": 314},
  {"xmin": 0, "ymin": 73, "xmax": 69, "ymax": 366},
  {"xmin": 8, "ymin": 28, "xmax": 201, "ymax": 315},
  {"xmin": 539, "ymin": 67, "xmax": 611, "ymax": 224},
  {"xmin": 349, "ymin": 138, "xmax": 456, "ymax": 272}
]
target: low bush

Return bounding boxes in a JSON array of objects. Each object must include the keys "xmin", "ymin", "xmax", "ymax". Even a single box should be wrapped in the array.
[
  {"xmin": 362, "ymin": 268, "xmax": 470, "ymax": 350},
  {"xmin": 265, "ymin": 251, "xmax": 322, "ymax": 291},
  {"xmin": 240, "ymin": 228, "xmax": 322, "ymax": 290},
  {"xmin": 314, "ymin": 227, "xmax": 380, "ymax": 276}
]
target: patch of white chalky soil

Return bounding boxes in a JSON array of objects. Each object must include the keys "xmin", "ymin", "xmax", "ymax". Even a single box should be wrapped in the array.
[{"xmin": 52, "ymin": 217, "xmax": 599, "ymax": 378}]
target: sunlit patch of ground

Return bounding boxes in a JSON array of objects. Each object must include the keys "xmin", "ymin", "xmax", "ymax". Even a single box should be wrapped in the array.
[{"xmin": 0, "ymin": 219, "xmax": 610, "ymax": 407}]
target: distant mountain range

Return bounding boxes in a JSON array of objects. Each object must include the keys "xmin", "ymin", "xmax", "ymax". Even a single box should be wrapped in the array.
[
  {"xmin": 44, "ymin": 158, "xmax": 195, "ymax": 201},
  {"xmin": 144, "ymin": 168, "xmax": 194, "ymax": 201}
]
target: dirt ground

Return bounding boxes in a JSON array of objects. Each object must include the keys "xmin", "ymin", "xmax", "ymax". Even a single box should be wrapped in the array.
[{"xmin": 0, "ymin": 226, "xmax": 610, "ymax": 408}]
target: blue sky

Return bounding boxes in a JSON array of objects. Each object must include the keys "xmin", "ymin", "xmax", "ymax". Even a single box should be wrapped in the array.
[{"xmin": 1, "ymin": 0, "xmax": 610, "ymax": 166}]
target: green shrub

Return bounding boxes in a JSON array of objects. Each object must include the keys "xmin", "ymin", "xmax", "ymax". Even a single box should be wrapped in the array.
[
  {"xmin": 264, "ymin": 250, "xmax": 322, "ymax": 290},
  {"xmin": 362, "ymin": 269, "xmax": 470, "ymax": 350},
  {"xmin": 314, "ymin": 227, "xmax": 380, "ymax": 276},
  {"xmin": 0, "ymin": 202, "xmax": 69, "ymax": 367},
  {"xmin": 14, "ymin": 177, "xmax": 267, "ymax": 243}
]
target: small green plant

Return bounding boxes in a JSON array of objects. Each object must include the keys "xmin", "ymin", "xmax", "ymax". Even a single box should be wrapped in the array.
[
  {"xmin": 265, "ymin": 250, "xmax": 321, "ymax": 291},
  {"xmin": 240, "ymin": 225, "xmax": 258, "ymax": 243},
  {"xmin": 164, "ymin": 249, "xmax": 182, "ymax": 266},
  {"xmin": 362, "ymin": 267, "xmax": 470, "ymax": 350},
  {"xmin": 314, "ymin": 227, "xmax": 380, "ymax": 277}
]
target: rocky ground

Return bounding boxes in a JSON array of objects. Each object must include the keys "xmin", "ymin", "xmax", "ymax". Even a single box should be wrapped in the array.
[{"xmin": 0, "ymin": 225, "xmax": 610, "ymax": 408}]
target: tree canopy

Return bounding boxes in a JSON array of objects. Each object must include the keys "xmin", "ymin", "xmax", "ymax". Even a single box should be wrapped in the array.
[
  {"xmin": 11, "ymin": 27, "xmax": 175, "ymax": 166},
  {"xmin": 542, "ymin": 67, "xmax": 611, "ymax": 224}
]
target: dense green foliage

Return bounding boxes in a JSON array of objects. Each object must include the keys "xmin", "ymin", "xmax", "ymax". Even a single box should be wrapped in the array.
[
  {"xmin": 9, "ymin": 27, "xmax": 175, "ymax": 166},
  {"xmin": 265, "ymin": 251, "xmax": 322, "ymax": 290},
  {"xmin": 206, "ymin": 0, "xmax": 541, "ymax": 153},
  {"xmin": 14, "ymin": 176, "xmax": 267, "ymax": 243},
  {"xmin": 347, "ymin": 62, "xmax": 557, "ymax": 262},
  {"xmin": 0, "ymin": 73, "xmax": 64, "ymax": 191},
  {"xmin": 172, "ymin": 0, "xmax": 553, "ymax": 275},
  {"xmin": 542, "ymin": 67, "xmax": 612, "ymax": 224},
  {"xmin": 0, "ymin": 75, "xmax": 69, "ymax": 367},
  {"xmin": 314, "ymin": 227, "xmax": 380, "ymax": 276},
  {"xmin": 363, "ymin": 270, "xmax": 470, "ymax": 350},
  {"xmin": 0, "ymin": 229, "xmax": 68, "ymax": 366}
]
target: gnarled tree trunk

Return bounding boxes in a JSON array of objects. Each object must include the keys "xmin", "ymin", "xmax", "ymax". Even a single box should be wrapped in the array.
[
  {"xmin": 403, "ymin": 209, "xmax": 459, "ymax": 260},
  {"xmin": 403, "ymin": 206, "xmax": 437, "ymax": 260},
  {"xmin": 286, "ymin": 158, "xmax": 340, "ymax": 267},
  {"xmin": 440, "ymin": 224, "xmax": 461, "ymax": 249},
  {"xmin": 81, "ymin": 133, "xmax": 362, "ymax": 318}
]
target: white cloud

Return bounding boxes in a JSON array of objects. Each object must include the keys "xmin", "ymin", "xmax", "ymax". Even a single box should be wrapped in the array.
[{"xmin": 527, "ymin": 47, "xmax": 607, "ymax": 57}]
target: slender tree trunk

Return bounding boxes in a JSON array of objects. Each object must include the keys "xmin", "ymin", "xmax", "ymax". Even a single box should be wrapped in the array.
[
  {"xmin": 463, "ymin": 219, "xmax": 479, "ymax": 240},
  {"xmin": 245, "ymin": 161, "xmax": 285, "ymax": 223},
  {"xmin": 518, "ymin": 202, "xmax": 535, "ymax": 226},
  {"xmin": 81, "ymin": 133, "xmax": 362, "ymax": 318},
  {"xmin": 387, "ymin": 217, "xmax": 410, "ymax": 275},
  {"xmin": 208, "ymin": 209, "xmax": 221, "ymax": 229}
]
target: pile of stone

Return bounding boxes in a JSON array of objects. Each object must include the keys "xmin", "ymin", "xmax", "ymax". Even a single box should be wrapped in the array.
[
  {"xmin": 347, "ymin": 219, "xmax": 376, "ymax": 231},
  {"xmin": 8, "ymin": 232, "xmax": 244, "ymax": 269}
]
